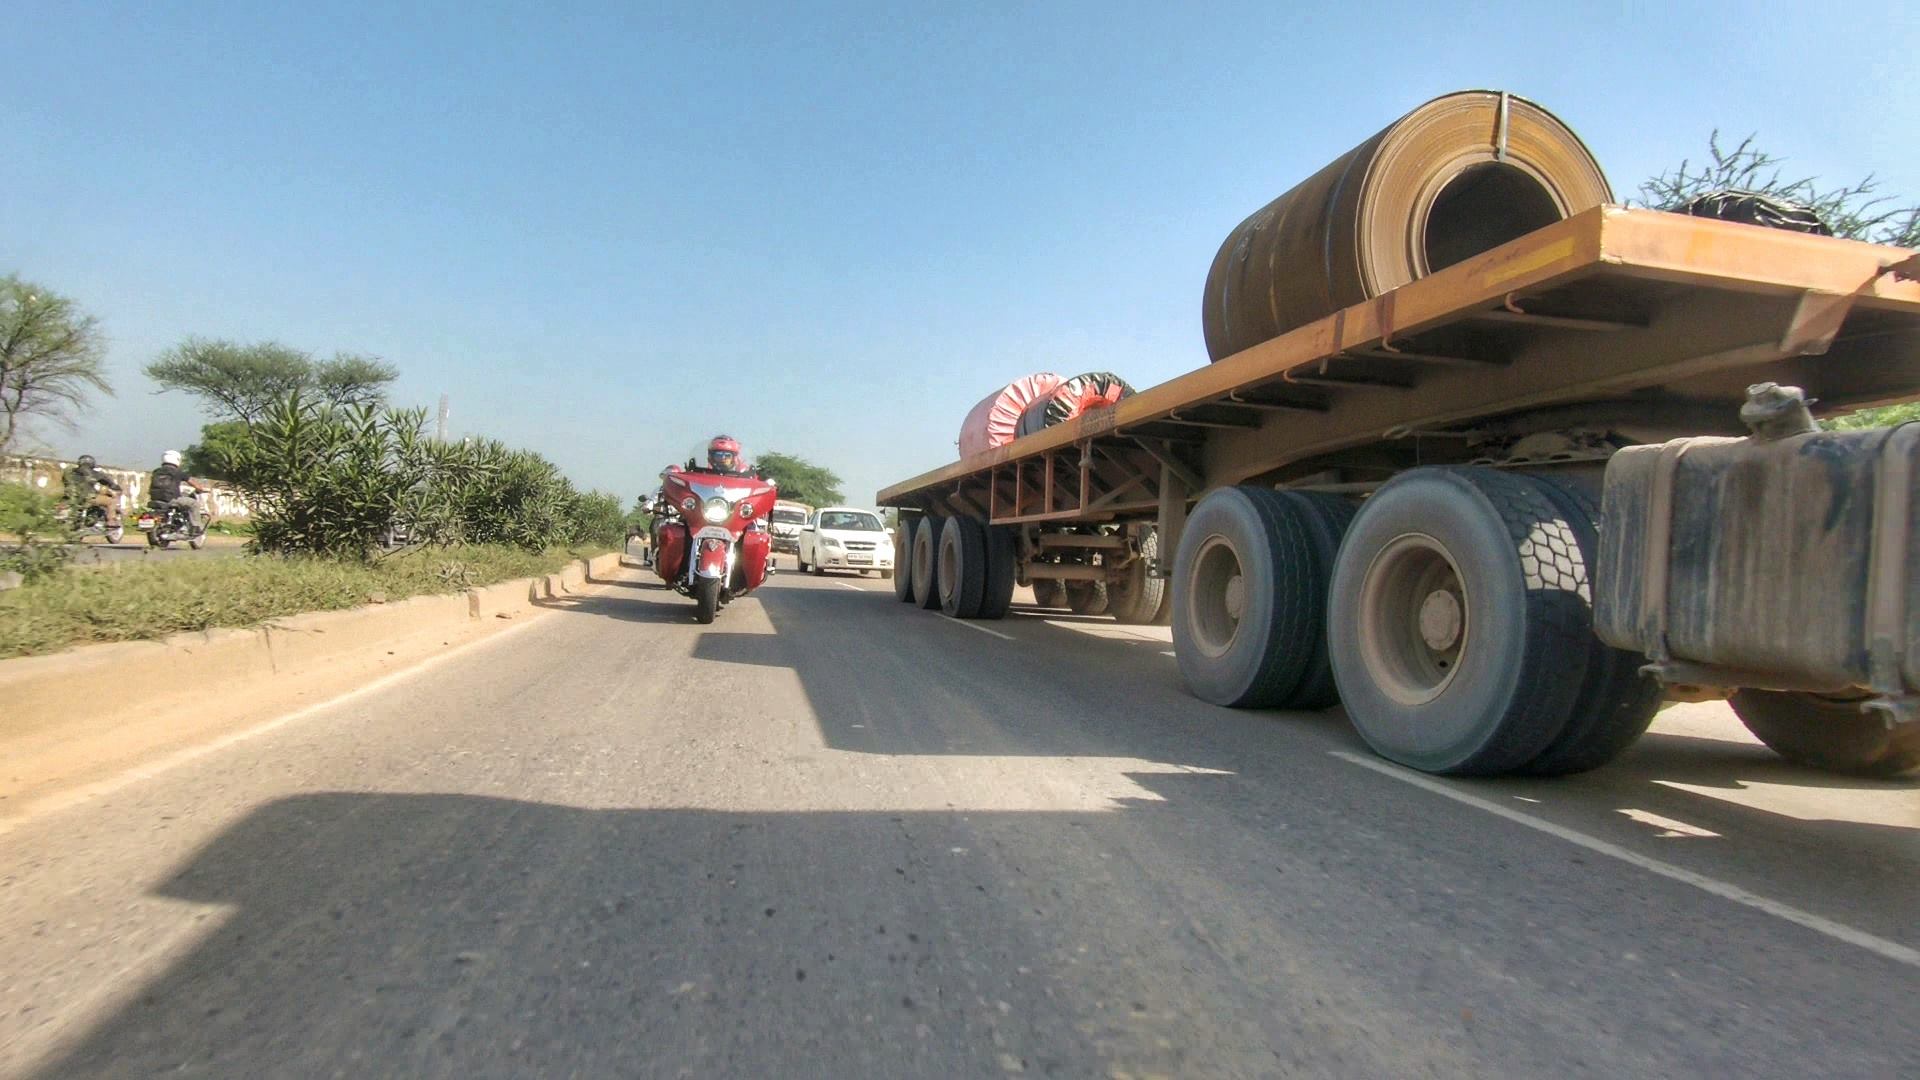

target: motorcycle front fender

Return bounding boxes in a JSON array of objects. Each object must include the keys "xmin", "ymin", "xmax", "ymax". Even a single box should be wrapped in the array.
[{"xmin": 695, "ymin": 537, "xmax": 731, "ymax": 580}]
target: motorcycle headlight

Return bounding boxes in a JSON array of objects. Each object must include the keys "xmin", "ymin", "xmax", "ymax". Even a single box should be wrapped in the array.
[
  {"xmin": 702, "ymin": 496, "xmax": 731, "ymax": 521},
  {"xmin": 737, "ymin": 502, "xmax": 755, "ymax": 519},
  {"xmin": 680, "ymin": 496, "xmax": 698, "ymax": 513}
]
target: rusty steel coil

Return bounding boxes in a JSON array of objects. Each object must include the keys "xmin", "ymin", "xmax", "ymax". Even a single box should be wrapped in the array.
[{"xmin": 1202, "ymin": 90, "xmax": 1612, "ymax": 362}]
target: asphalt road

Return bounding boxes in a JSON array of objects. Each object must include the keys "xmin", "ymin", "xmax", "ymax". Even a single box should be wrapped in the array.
[
  {"xmin": 56, "ymin": 536, "xmax": 248, "ymax": 565},
  {"xmin": 2, "ymin": 559, "xmax": 1915, "ymax": 1078}
]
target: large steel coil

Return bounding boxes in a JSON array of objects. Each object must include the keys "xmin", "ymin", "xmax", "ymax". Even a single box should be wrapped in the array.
[
  {"xmin": 1202, "ymin": 90, "xmax": 1611, "ymax": 362},
  {"xmin": 957, "ymin": 373, "xmax": 1063, "ymax": 458}
]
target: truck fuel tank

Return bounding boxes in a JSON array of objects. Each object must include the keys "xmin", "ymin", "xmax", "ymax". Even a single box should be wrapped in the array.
[{"xmin": 1595, "ymin": 384, "xmax": 1918, "ymax": 718}]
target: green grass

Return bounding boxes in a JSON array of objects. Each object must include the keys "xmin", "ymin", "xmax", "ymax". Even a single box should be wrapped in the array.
[{"xmin": 0, "ymin": 544, "xmax": 611, "ymax": 658}]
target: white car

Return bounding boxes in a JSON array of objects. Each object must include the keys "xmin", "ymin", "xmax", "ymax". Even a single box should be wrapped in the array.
[{"xmin": 796, "ymin": 507, "xmax": 894, "ymax": 578}]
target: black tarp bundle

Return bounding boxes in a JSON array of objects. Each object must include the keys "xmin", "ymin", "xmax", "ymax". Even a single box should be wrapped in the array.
[
  {"xmin": 1680, "ymin": 190, "xmax": 1832, "ymax": 235},
  {"xmin": 1014, "ymin": 372, "xmax": 1136, "ymax": 438}
]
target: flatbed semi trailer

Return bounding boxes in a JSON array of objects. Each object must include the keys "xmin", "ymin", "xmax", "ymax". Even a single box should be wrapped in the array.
[{"xmin": 878, "ymin": 206, "xmax": 1920, "ymax": 778}]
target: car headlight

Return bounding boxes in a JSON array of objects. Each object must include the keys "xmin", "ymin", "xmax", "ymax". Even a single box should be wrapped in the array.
[
  {"xmin": 702, "ymin": 496, "xmax": 731, "ymax": 521},
  {"xmin": 822, "ymin": 537, "xmax": 843, "ymax": 548}
]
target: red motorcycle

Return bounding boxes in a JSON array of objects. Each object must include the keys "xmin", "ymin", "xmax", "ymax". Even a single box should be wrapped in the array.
[{"xmin": 652, "ymin": 465, "xmax": 778, "ymax": 623}]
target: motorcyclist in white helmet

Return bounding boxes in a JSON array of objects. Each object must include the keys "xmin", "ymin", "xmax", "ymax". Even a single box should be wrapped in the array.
[{"xmin": 148, "ymin": 450, "xmax": 206, "ymax": 534}]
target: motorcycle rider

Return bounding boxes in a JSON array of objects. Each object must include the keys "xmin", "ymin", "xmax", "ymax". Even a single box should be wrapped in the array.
[
  {"xmin": 62, "ymin": 454, "xmax": 123, "ymax": 528},
  {"xmin": 148, "ymin": 450, "xmax": 206, "ymax": 535},
  {"xmin": 691, "ymin": 434, "xmax": 752, "ymax": 476}
]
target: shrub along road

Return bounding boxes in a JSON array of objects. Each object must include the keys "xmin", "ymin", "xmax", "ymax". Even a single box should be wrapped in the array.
[{"xmin": 0, "ymin": 562, "xmax": 1913, "ymax": 1077}]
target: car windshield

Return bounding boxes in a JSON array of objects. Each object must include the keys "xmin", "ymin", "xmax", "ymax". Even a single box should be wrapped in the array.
[
  {"xmin": 818, "ymin": 511, "xmax": 882, "ymax": 531},
  {"xmin": 771, "ymin": 508, "xmax": 807, "ymax": 524}
]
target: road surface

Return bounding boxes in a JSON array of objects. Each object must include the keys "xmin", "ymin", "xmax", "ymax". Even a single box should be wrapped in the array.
[
  {"xmin": 57, "ymin": 536, "xmax": 248, "ymax": 565},
  {"xmin": 2, "ymin": 560, "xmax": 1915, "ymax": 1078}
]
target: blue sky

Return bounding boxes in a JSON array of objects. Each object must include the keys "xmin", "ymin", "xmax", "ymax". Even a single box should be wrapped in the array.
[{"xmin": 6, "ymin": 1, "xmax": 1917, "ymax": 506}]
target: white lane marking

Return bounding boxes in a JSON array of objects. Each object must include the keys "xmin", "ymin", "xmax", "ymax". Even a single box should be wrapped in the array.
[
  {"xmin": 0, "ymin": 602, "xmax": 562, "ymax": 835},
  {"xmin": 835, "ymin": 581, "xmax": 865, "ymax": 591},
  {"xmin": 944, "ymin": 616, "xmax": 1014, "ymax": 641},
  {"xmin": 1618, "ymin": 808, "xmax": 1721, "ymax": 839},
  {"xmin": 1329, "ymin": 750, "xmax": 1920, "ymax": 970}
]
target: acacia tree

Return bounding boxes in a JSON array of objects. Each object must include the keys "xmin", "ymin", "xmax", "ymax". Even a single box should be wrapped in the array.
[
  {"xmin": 755, "ymin": 450, "xmax": 844, "ymax": 505},
  {"xmin": 1643, "ymin": 135, "xmax": 1920, "ymax": 427},
  {"xmin": 1638, "ymin": 132, "xmax": 1920, "ymax": 248},
  {"xmin": 0, "ymin": 275, "xmax": 112, "ymax": 453},
  {"xmin": 146, "ymin": 338, "xmax": 397, "ymax": 424}
]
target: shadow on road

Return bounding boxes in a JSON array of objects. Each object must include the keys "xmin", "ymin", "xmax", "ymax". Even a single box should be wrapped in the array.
[
  {"xmin": 530, "ymin": 573, "xmax": 1919, "ymax": 972},
  {"xmin": 28, "ymin": 785, "xmax": 1920, "ymax": 1079}
]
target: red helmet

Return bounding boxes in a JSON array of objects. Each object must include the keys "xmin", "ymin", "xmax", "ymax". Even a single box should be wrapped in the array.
[{"xmin": 707, "ymin": 435, "xmax": 742, "ymax": 472}]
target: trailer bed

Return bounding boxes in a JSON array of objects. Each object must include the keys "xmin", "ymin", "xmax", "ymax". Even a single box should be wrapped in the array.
[{"xmin": 879, "ymin": 207, "xmax": 1920, "ymax": 522}]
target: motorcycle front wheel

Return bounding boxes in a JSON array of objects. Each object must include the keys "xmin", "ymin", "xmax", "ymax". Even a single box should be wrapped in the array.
[{"xmin": 693, "ymin": 576, "xmax": 721, "ymax": 624}]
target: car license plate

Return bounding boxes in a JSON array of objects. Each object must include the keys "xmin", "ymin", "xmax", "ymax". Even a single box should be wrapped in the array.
[{"xmin": 849, "ymin": 557, "xmax": 871, "ymax": 564}]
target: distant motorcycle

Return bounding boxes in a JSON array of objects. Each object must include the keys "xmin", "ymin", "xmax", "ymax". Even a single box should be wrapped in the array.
[
  {"xmin": 135, "ymin": 496, "xmax": 208, "ymax": 550},
  {"xmin": 59, "ymin": 502, "xmax": 125, "ymax": 545},
  {"xmin": 652, "ymin": 466, "xmax": 777, "ymax": 623}
]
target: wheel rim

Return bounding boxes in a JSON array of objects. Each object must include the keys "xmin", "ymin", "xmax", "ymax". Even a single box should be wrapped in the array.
[
  {"xmin": 1356, "ymin": 532, "xmax": 1469, "ymax": 705},
  {"xmin": 1187, "ymin": 533, "xmax": 1246, "ymax": 659}
]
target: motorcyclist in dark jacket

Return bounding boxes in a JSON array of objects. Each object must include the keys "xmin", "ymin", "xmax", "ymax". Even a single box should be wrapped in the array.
[{"xmin": 63, "ymin": 454, "xmax": 123, "ymax": 527}]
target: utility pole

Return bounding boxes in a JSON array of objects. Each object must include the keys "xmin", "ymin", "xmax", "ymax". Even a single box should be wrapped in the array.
[{"xmin": 435, "ymin": 395, "xmax": 450, "ymax": 442}]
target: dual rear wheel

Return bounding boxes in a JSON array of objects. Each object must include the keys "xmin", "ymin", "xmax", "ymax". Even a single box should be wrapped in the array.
[
  {"xmin": 1172, "ymin": 468, "xmax": 1659, "ymax": 776},
  {"xmin": 900, "ymin": 515, "xmax": 1016, "ymax": 620}
]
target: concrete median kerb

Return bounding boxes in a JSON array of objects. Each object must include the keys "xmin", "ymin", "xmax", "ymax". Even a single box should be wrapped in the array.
[{"xmin": 0, "ymin": 551, "xmax": 624, "ymax": 816}]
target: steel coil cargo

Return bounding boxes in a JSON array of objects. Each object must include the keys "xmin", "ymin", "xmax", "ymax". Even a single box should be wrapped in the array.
[
  {"xmin": 957, "ymin": 373, "xmax": 1064, "ymax": 458},
  {"xmin": 1201, "ymin": 90, "xmax": 1612, "ymax": 362},
  {"xmin": 1014, "ymin": 372, "xmax": 1136, "ymax": 439}
]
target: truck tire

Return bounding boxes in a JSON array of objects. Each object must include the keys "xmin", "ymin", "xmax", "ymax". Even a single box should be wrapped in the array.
[
  {"xmin": 937, "ymin": 515, "xmax": 988, "ymax": 618},
  {"xmin": 1516, "ymin": 475, "xmax": 1663, "ymax": 775},
  {"xmin": 1278, "ymin": 492, "xmax": 1358, "ymax": 710},
  {"xmin": 893, "ymin": 522, "xmax": 915, "ymax": 602},
  {"xmin": 1170, "ymin": 486, "xmax": 1345, "ymax": 709},
  {"xmin": 1731, "ymin": 690, "xmax": 1920, "ymax": 778},
  {"xmin": 1149, "ymin": 587, "xmax": 1174, "ymax": 625},
  {"xmin": 1327, "ymin": 467, "xmax": 1589, "ymax": 775},
  {"xmin": 911, "ymin": 517, "xmax": 945, "ymax": 610},
  {"xmin": 977, "ymin": 525, "xmax": 1018, "ymax": 620},
  {"xmin": 1066, "ymin": 580, "xmax": 1109, "ymax": 616},
  {"xmin": 1031, "ymin": 579, "xmax": 1067, "ymax": 609},
  {"xmin": 1108, "ymin": 528, "xmax": 1167, "ymax": 624}
]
